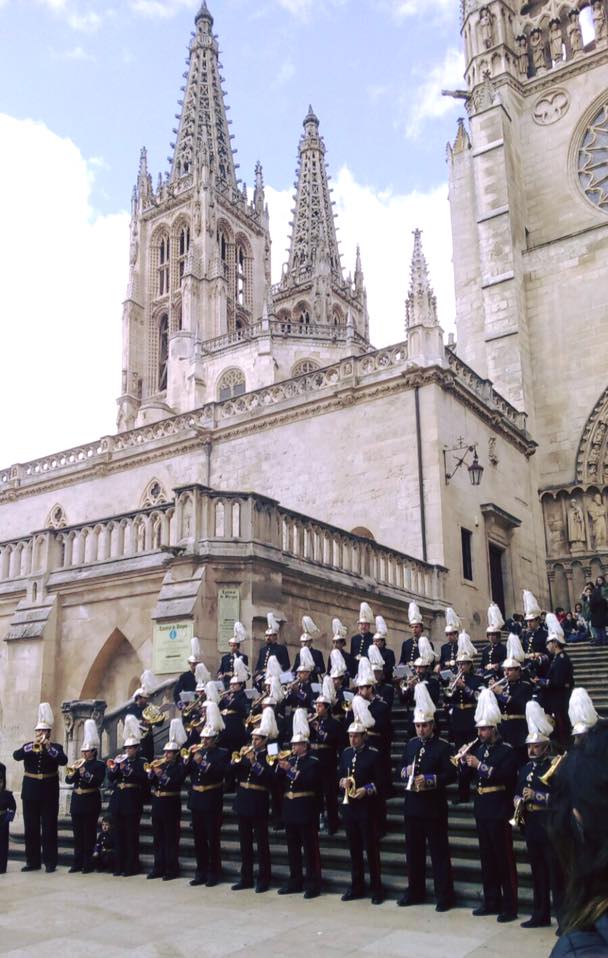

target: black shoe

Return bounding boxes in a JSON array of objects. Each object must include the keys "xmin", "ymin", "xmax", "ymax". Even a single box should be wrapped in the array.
[
  {"xmin": 397, "ymin": 894, "xmax": 424, "ymax": 907},
  {"xmin": 371, "ymin": 895, "xmax": 385, "ymax": 905},
  {"xmin": 205, "ymin": 879, "xmax": 219, "ymax": 888},
  {"xmin": 341, "ymin": 889, "xmax": 365, "ymax": 902},
  {"xmin": 68, "ymin": 866, "xmax": 81, "ymax": 874},
  {"xmin": 436, "ymin": 901, "xmax": 454, "ymax": 913},
  {"xmin": 497, "ymin": 912, "xmax": 518, "ymax": 923},
  {"xmin": 472, "ymin": 906, "xmax": 498, "ymax": 916},
  {"xmin": 162, "ymin": 874, "xmax": 178, "ymax": 881},
  {"xmin": 521, "ymin": 918, "xmax": 550, "ymax": 928},
  {"xmin": 21, "ymin": 865, "xmax": 40, "ymax": 872},
  {"xmin": 189, "ymin": 878, "xmax": 205, "ymax": 887},
  {"xmin": 231, "ymin": 881, "xmax": 253, "ymax": 891},
  {"xmin": 146, "ymin": 871, "xmax": 162, "ymax": 880},
  {"xmin": 45, "ymin": 865, "xmax": 56, "ymax": 873},
  {"xmin": 112, "ymin": 871, "xmax": 122, "ymax": 877},
  {"xmin": 304, "ymin": 888, "xmax": 320, "ymax": 900},
  {"xmin": 82, "ymin": 867, "xmax": 94, "ymax": 874},
  {"xmin": 255, "ymin": 882, "xmax": 270, "ymax": 893},
  {"xmin": 278, "ymin": 884, "xmax": 303, "ymax": 895}
]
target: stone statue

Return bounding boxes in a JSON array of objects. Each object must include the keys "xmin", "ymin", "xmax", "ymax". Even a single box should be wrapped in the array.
[
  {"xmin": 593, "ymin": 0, "xmax": 608, "ymax": 45},
  {"xmin": 193, "ymin": 201, "xmax": 202, "ymax": 236},
  {"xmin": 479, "ymin": 7, "xmax": 494, "ymax": 49},
  {"xmin": 516, "ymin": 33, "xmax": 529, "ymax": 77},
  {"xmin": 568, "ymin": 9, "xmax": 583, "ymax": 55},
  {"xmin": 567, "ymin": 498, "xmax": 586, "ymax": 547},
  {"xmin": 548, "ymin": 517, "xmax": 566, "ymax": 555},
  {"xmin": 530, "ymin": 28, "xmax": 547, "ymax": 72},
  {"xmin": 549, "ymin": 19, "xmax": 563, "ymax": 63},
  {"xmin": 588, "ymin": 493, "xmax": 607, "ymax": 548}
]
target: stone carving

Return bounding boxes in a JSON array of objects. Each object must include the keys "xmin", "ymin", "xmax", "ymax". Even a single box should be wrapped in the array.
[
  {"xmin": 588, "ymin": 493, "xmax": 607, "ymax": 548},
  {"xmin": 549, "ymin": 19, "xmax": 563, "ymax": 64},
  {"xmin": 567, "ymin": 498, "xmax": 586, "ymax": 548},
  {"xmin": 533, "ymin": 90, "xmax": 569, "ymax": 126},
  {"xmin": 578, "ymin": 103, "xmax": 608, "ymax": 213},
  {"xmin": 141, "ymin": 479, "xmax": 169, "ymax": 508},
  {"xmin": 567, "ymin": 9, "xmax": 583, "ymax": 56},
  {"xmin": 471, "ymin": 72, "xmax": 497, "ymax": 113},
  {"xmin": 516, "ymin": 33, "xmax": 529, "ymax": 77},
  {"xmin": 530, "ymin": 28, "xmax": 547, "ymax": 73},
  {"xmin": 593, "ymin": 1, "xmax": 608, "ymax": 46},
  {"xmin": 46, "ymin": 504, "xmax": 67, "ymax": 529},
  {"xmin": 548, "ymin": 515, "xmax": 567, "ymax": 555},
  {"xmin": 479, "ymin": 7, "xmax": 494, "ymax": 48}
]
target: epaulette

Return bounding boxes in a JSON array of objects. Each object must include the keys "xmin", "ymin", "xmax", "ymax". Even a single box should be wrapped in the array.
[
  {"xmin": 438, "ymin": 737, "xmax": 451, "ymax": 745},
  {"xmin": 503, "ymin": 742, "xmax": 513, "ymax": 749},
  {"xmin": 368, "ymin": 746, "xmax": 380, "ymax": 753}
]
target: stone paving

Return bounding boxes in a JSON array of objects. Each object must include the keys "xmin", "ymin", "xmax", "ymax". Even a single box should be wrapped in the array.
[{"xmin": 0, "ymin": 860, "xmax": 556, "ymax": 958}]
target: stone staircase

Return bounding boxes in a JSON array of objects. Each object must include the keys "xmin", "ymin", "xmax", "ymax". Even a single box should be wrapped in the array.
[{"xmin": 10, "ymin": 640, "xmax": 607, "ymax": 905}]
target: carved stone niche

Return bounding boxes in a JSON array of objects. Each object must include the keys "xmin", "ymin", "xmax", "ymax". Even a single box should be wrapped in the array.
[
  {"xmin": 542, "ymin": 493, "xmax": 568, "ymax": 557},
  {"xmin": 586, "ymin": 488, "xmax": 608, "ymax": 552},
  {"xmin": 566, "ymin": 494, "xmax": 587, "ymax": 554},
  {"xmin": 61, "ymin": 699, "xmax": 107, "ymax": 766}
]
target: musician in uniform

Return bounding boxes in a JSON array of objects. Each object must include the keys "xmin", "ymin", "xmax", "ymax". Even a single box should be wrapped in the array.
[
  {"xmin": 460, "ymin": 689, "xmax": 520, "ymax": 923},
  {"xmin": 350, "ymin": 601, "xmax": 374, "ymax": 660},
  {"xmin": 231, "ymin": 707, "xmax": 276, "ymax": 892},
  {"xmin": 218, "ymin": 624, "xmax": 249, "ymax": 689},
  {"xmin": 331, "ymin": 619, "xmax": 357, "ymax": 679},
  {"xmin": 293, "ymin": 616, "xmax": 325, "ymax": 681},
  {"xmin": 219, "ymin": 661, "xmax": 250, "ymax": 755},
  {"xmin": 353, "ymin": 658, "xmax": 392, "ymax": 817},
  {"xmin": 398, "ymin": 649, "xmax": 441, "ymax": 736},
  {"xmin": 439, "ymin": 608, "xmax": 461, "ymax": 670},
  {"xmin": 491, "ymin": 645, "xmax": 534, "ymax": 763},
  {"xmin": 521, "ymin": 591, "xmax": 549, "ymax": 679},
  {"xmin": 534, "ymin": 616, "xmax": 574, "ymax": 749},
  {"xmin": 253, "ymin": 613, "xmax": 290, "ymax": 690},
  {"xmin": 371, "ymin": 615, "xmax": 396, "ymax": 681},
  {"xmin": 126, "ymin": 675, "xmax": 155, "ymax": 763},
  {"xmin": 568, "ymin": 687, "xmax": 599, "ymax": 742},
  {"xmin": 13, "ymin": 703, "xmax": 67, "ymax": 873},
  {"xmin": 398, "ymin": 683, "xmax": 456, "ymax": 911},
  {"xmin": 443, "ymin": 634, "xmax": 483, "ymax": 803},
  {"xmin": 370, "ymin": 652, "xmax": 395, "ymax": 709},
  {"xmin": 515, "ymin": 701, "xmax": 563, "ymax": 929},
  {"xmin": 480, "ymin": 603, "xmax": 507, "ymax": 681},
  {"xmin": 185, "ymin": 713, "xmax": 229, "ymax": 888},
  {"xmin": 65, "ymin": 719, "xmax": 106, "ymax": 873},
  {"xmin": 147, "ymin": 719, "xmax": 187, "ymax": 881},
  {"xmin": 310, "ymin": 689, "xmax": 343, "ymax": 835},
  {"xmin": 399, "ymin": 600, "xmax": 424, "ymax": 665},
  {"xmin": 107, "ymin": 714, "xmax": 148, "ymax": 877},
  {"xmin": 338, "ymin": 720, "xmax": 384, "ymax": 904},
  {"xmin": 284, "ymin": 664, "xmax": 315, "ymax": 714},
  {"xmin": 276, "ymin": 709, "xmax": 323, "ymax": 898},
  {"xmin": 173, "ymin": 636, "xmax": 201, "ymax": 704}
]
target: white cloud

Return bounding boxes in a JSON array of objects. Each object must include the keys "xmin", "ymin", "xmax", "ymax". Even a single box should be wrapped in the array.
[
  {"xmin": 405, "ymin": 47, "xmax": 464, "ymax": 139},
  {"xmin": 266, "ymin": 165, "xmax": 455, "ymax": 349},
  {"xmin": 0, "ymin": 115, "xmax": 129, "ymax": 467},
  {"xmin": 50, "ymin": 43, "xmax": 95, "ymax": 60},
  {"xmin": 128, "ymin": 0, "xmax": 195, "ymax": 17},
  {"xmin": 33, "ymin": 0, "xmax": 104, "ymax": 30},
  {"xmin": 276, "ymin": 58, "xmax": 296, "ymax": 85},
  {"xmin": 386, "ymin": 0, "xmax": 454, "ymax": 17}
]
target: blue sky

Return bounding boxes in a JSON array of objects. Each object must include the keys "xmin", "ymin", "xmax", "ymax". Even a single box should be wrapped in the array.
[{"xmin": 0, "ymin": 0, "xmax": 464, "ymax": 466}]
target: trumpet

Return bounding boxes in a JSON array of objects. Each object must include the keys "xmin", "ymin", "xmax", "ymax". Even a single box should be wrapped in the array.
[
  {"xmin": 144, "ymin": 757, "xmax": 168, "ymax": 774},
  {"xmin": 66, "ymin": 757, "xmax": 86, "ymax": 776},
  {"xmin": 106, "ymin": 753, "xmax": 127, "ymax": 770},
  {"xmin": 182, "ymin": 697, "xmax": 203, "ymax": 719},
  {"xmin": 446, "ymin": 669, "xmax": 465, "ymax": 695},
  {"xmin": 267, "ymin": 749, "xmax": 292, "ymax": 766},
  {"xmin": 450, "ymin": 738, "xmax": 479, "ymax": 767},
  {"xmin": 509, "ymin": 797, "xmax": 525, "ymax": 828},
  {"xmin": 180, "ymin": 744, "xmax": 203, "ymax": 760},
  {"xmin": 487, "ymin": 676, "xmax": 508, "ymax": 693},
  {"xmin": 32, "ymin": 732, "xmax": 49, "ymax": 753},
  {"xmin": 231, "ymin": 745, "xmax": 255, "ymax": 764},
  {"xmin": 245, "ymin": 712, "xmax": 263, "ymax": 729},
  {"xmin": 341, "ymin": 775, "xmax": 357, "ymax": 804},
  {"xmin": 539, "ymin": 752, "xmax": 566, "ymax": 784}
]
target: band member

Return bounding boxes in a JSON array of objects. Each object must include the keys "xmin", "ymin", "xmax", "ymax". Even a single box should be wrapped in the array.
[
  {"xmin": 369, "ymin": 644, "xmax": 395, "ymax": 709},
  {"xmin": 253, "ymin": 613, "xmax": 290, "ymax": 688},
  {"xmin": 231, "ymin": 706, "xmax": 276, "ymax": 892},
  {"xmin": 310, "ymin": 686, "xmax": 343, "ymax": 835},
  {"xmin": 338, "ymin": 720, "xmax": 384, "ymax": 904},
  {"xmin": 399, "ymin": 648, "xmax": 441, "ymax": 735},
  {"xmin": 13, "ymin": 703, "xmax": 67, "ymax": 873},
  {"xmin": 480, "ymin": 604, "xmax": 507, "ymax": 681},
  {"xmin": 185, "ymin": 711, "xmax": 229, "ymax": 888},
  {"xmin": 371, "ymin": 615, "xmax": 396, "ymax": 681},
  {"xmin": 284, "ymin": 664, "xmax": 315, "ymax": 714},
  {"xmin": 65, "ymin": 719, "xmax": 106, "ymax": 873},
  {"xmin": 568, "ymin": 687, "xmax": 599, "ymax": 742},
  {"xmin": 515, "ymin": 701, "xmax": 563, "ymax": 929},
  {"xmin": 173, "ymin": 636, "xmax": 201, "ymax": 704},
  {"xmin": 146, "ymin": 718, "xmax": 187, "ymax": 881},
  {"xmin": 491, "ymin": 641, "xmax": 534, "ymax": 763},
  {"xmin": 293, "ymin": 616, "xmax": 325, "ymax": 681},
  {"xmin": 218, "ymin": 623, "xmax": 249, "ymax": 688},
  {"xmin": 332, "ymin": 619, "xmax": 357, "ymax": 678},
  {"xmin": 107, "ymin": 714, "xmax": 147, "ymax": 877},
  {"xmin": 444, "ymin": 633, "xmax": 483, "ymax": 803},
  {"xmin": 276, "ymin": 709, "xmax": 322, "ymax": 898},
  {"xmin": 521, "ymin": 591, "xmax": 549, "ymax": 679},
  {"xmin": 439, "ymin": 608, "xmax": 461, "ymax": 670},
  {"xmin": 534, "ymin": 616, "xmax": 574, "ymax": 749},
  {"xmin": 219, "ymin": 660, "xmax": 250, "ymax": 755},
  {"xmin": 92, "ymin": 817, "xmax": 114, "ymax": 873},
  {"xmin": 399, "ymin": 601, "xmax": 424, "ymax": 665},
  {"xmin": 0, "ymin": 761, "xmax": 16, "ymax": 874},
  {"xmin": 126, "ymin": 671, "xmax": 158, "ymax": 763},
  {"xmin": 183, "ymin": 666, "xmax": 212, "ymax": 747},
  {"xmin": 351, "ymin": 602, "xmax": 374, "ymax": 660},
  {"xmin": 399, "ymin": 684, "xmax": 456, "ymax": 911},
  {"xmin": 329, "ymin": 647, "xmax": 352, "ymax": 699},
  {"xmin": 353, "ymin": 659, "xmax": 391, "ymax": 819},
  {"xmin": 460, "ymin": 689, "xmax": 519, "ymax": 923}
]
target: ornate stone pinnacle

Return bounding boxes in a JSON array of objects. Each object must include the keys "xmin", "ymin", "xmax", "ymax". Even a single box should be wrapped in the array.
[
  {"xmin": 195, "ymin": 1, "xmax": 213, "ymax": 25},
  {"xmin": 406, "ymin": 229, "xmax": 438, "ymax": 330}
]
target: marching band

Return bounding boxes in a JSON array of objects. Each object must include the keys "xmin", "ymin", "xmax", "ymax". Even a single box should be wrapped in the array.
[{"xmin": 7, "ymin": 592, "xmax": 598, "ymax": 934}]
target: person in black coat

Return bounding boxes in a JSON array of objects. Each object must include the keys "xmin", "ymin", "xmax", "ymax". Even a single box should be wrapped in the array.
[
  {"xmin": 535, "ymin": 633, "xmax": 574, "ymax": 749},
  {"xmin": 398, "ymin": 687, "xmax": 456, "ymax": 911},
  {"xmin": 399, "ymin": 601, "xmax": 425, "ymax": 665},
  {"xmin": 309, "ymin": 696, "xmax": 343, "ymax": 835},
  {"xmin": 185, "ymin": 727, "xmax": 229, "ymax": 887},
  {"xmin": 338, "ymin": 723, "xmax": 384, "ymax": 904},
  {"xmin": 13, "ymin": 706, "xmax": 68, "ymax": 873},
  {"xmin": 284, "ymin": 666, "xmax": 315, "ymax": 715},
  {"xmin": 173, "ymin": 659, "xmax": 198, "ymax": 705},
  {"xmin": 0, "ymin": 762, "xmax": 16, "ymax": 874},
  {"xmin": 275, "ymin": 730, "xmax": 323, "ymax": 898},
  {"xmin": 218, "ymin": 638, "xmax": 249, "ymax": 689},
  {"xmin": 460, "ymin": 690, "xmax": 520, "ymax": 922},
  {"xmin": 230, "ymin": 713, "xmax": 276, "ymax": 893},
  {"xmin": 107, "ymin": 728, "xmax": 148, "ymax": 877},
  {"xmin": 146, "ymin": 741, "xmax": 186, "ymax": 881},
  {"xmin": 92, "ymin": 817, "xmax": 114, "ymax": 873},
  {"xmin": 350, "ymin": 602, "xmax": 374, "ymax": 660},
  {"xmin": 218, "ymin": 675, "xmax": 250, "ymax": 755},
  {"xmin": 443, "ymin": 653, "xmax": 484, "ymax": 802},
  {"xmin": 254, "ymin": 634, "xmax": 290, "ymax": 688},
  {"xmin": 521, "ymin": 615, "xmax": 550, "ymax": 679},
  {"xmin": 330, "ymin": 635, "xmax": 357, "ymax": 680},
  {"xmin": 480, "ymin": 631, "xmax": 507, "ymax": 682},
  {"xmin": 65, "ymin": 725, "xmax": 106, "ymax": 873},
  {"xmin": 293, "ymin": 639, "xmax": 325, "ymax": 682},
  {"xmin": 491, "ymin": 660, "xmax": 534, "ymax": 764},
  {"xmin": 589, "ymin": 580, "xmax": 608, "ymax": 645}
]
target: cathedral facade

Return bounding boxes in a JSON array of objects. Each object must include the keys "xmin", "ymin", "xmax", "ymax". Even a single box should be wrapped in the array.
[{"xmin": 3, "ymin": 0, "xmax": 606, "ymax": 763}]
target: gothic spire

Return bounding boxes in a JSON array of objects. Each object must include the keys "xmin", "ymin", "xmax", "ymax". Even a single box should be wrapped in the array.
[
  {"xmin": 169, "ymin": 3, "xmax": 237, "ymax": 190},
  {"xmin": 286, "ymin": 106, "xmax": 342, "ymax": 281},
  {"xmin": 406, "ymin": 229, "xmax": 438, "ymax": 330}
]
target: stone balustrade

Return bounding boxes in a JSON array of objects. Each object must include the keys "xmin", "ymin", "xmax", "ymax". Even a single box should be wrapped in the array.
[
  {"xmin": 99, "ymin": 680, "xmax": 175, "ymax": 759},
  {"xmin": 196, "ymin": 318, "xmax": 367, "ymax": 357},
  {"xmin": 446, "ymin": 349, "xmax": 529, "ymax": 433}
]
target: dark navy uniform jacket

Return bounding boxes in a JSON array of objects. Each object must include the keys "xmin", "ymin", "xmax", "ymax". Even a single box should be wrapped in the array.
[
  {"xmin": 515, "ymin": 754, "xmax": 552, "ymax": 842},
  {"xmin": 480, "ymin": 642, "xmax": 507, "ymax": 677},
  {"xmin": 445, "ymin": 673, "xmax": 484, "ymax": 735},
  {"xmin": 66, "ymin": 758, "xmax": 106, "ymax": 816},
  {"xmin": 173, "ymin": 669, "xmax": 197, "ymax": 704},
  {"xmin": 293, "ymin": 648, "xmax": 326, "ymax": 680},
  {"xmin": 440, "ymin": 639, "xmax": 459, "ymax": 669},
  {"xmin": 400, "ymin": 735, "xmax": 455, "ymax": 819},
  {"xmin": 460, "ymin": 736, "xmax": 519, "ymax": 821},
  {"xmin": 338, "ymin": 744, "xmax": 382, "ymax": 823},
  {"xmin": 350, "ymin": 632, "xmax": 373, "ymax": 660},
  {"xmin": 232, "ymin": 748, "xmax": 275, "ymax": 818},
  {"xmin": 186, "ymin": 746, "xmax": 229, "ymax": 815},
  {"xmin": 495, "ymin": 679, "xmax": 534, "ymax": 750},
  {"xmin": 149, "ymin": 758, "xmax": 186, "ymax": 821},
  {"xmin": 13, "ymin": 741, "xmax": 68, "ymax": 800},
  {"xmin": 255, "ymin": 642, "xmax": 290, "ymax": 674},
  {"xmin": 108, "ymin": 757, "xmax": 148, "ymax": 816},
  {"xmin": 310, "ymin": 714, "xmax": 344, "ymax": 767},
  {"xmin": 276, "ymin": 752, "xmax": 321, "ymax": 826}
]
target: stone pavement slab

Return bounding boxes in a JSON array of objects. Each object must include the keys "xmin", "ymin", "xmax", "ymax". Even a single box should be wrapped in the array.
[{"xmin": 0, "ymin": 862, "xmax": 555, "ymax": 958}]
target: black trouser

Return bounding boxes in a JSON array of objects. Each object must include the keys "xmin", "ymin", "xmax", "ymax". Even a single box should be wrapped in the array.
[
  {"xmin": 71, "ymin": 813, "xmax": 98, "ymax": 869},
  {"xmin": 405, "ymin": 815, "xmax": 454, "ymax": 905},
  {"xmin": 152, "ymin": 814, "xmax": 180, "ymax": 877},
  {"xmin": 344, "ymin": 817, "xmax": 382, "ymax": 896},
  {"xmin": 452, "ymin": 729, "xmax": 474, "ymax": 801},
  {"xmin": 318, "ymin": 765, "xmax": 339, "ymax": 833},
  {"xmin": 0, "ymin": 823, "xmax": 8, "ymax": 873},
  {"xmin": 237, "ymin": 816, "xmax": 271, "ymax": 885},
  {"xmin": 112, "ymin": 812, "xmax": 141, "ymax": 875},
  {"xmin": 192, "ymin": 810, "xmax": 222, "ymax": 881},
  {"xmin": 476, "ymin": 818, "xmax": 518, "ymax": 914},
  {"xmin": 23, "ymin": 797, "xmax": 58, "ymax": 869},
  {"xmin": 285, "ymin": 823, "xmax": 321, "ymax": 892}
]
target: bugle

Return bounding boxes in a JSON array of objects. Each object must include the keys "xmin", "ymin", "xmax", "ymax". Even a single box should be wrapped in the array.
[
  {"xmin": 106, "ymin": 752, "xmax": 127, "ymax": 770},
  {"xmin": 450, "ymin": 737, "xmax": 479, "ymax": 767},
  {"xmin": 509, "ymin": 797, "xmax": 525, "ymax": 828},
  {"xmin": 341, "ymin": 775, "xmax": 357, "ymax": 804},
  {"xmin": 539, "ymin": 752, "xmax": 566, "ymax": 784},
  {"xmin": 446, "ymin": 669, "xmax": 464, "ymax": 694},
  {"xmin": 267, "ymin": 749, "xmax": 292, "ymax": 766},
  {"xmin": 231, "ymin": 745, "xmax": 255, "ymax": 764},
  {"xmin": 66, "ymin": 757, "xmax": 86, "ymax": 775},
  {"xmin": 143, "ymin": 756, "xmax": 168, "ymax": 774}
]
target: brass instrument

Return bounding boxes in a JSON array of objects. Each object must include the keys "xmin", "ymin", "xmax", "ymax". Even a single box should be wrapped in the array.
[
  {"xmin": 106, "ymin": 752, "xmax": 127, "ymax": 770},
  {"xmin": 66, "ymin": 757, "xmax": 86, "ymax": 776},
  {"xmin": 245, "ymin": 712, "xmax": 263, "ymax": 729},
  {"xmin": 231, "ymin": 745, "xmax": 255, "ymax": 764},
  {"xmin": 446, "ymin": 669, "xmax": 465, "ymax": 695},
  {"xmin": 32, "ymin": 731, "xmax": 49, "ymax": 753},
  {"xmin": 400, "ymin": 672, "xmax": 419, "ymax": 692},
  {"xmin": 267, "ymin": 749, "xmax": 292, "ymax": 766},
  {"xmin": 187, "ymin": 715, "xmax": 205, "ymax": 731},
  {"xmin": 450, "ymin": 737, "xmax": 479, "ymax": 767},
  {"xmin": 182, "ymin": 697, "xmax": 203, "ymax": 719},
  {"xmin": 141, "ymin": 704, "xmax": 165, "ymax": 728},
  {"xmin": 144, "ymin": 756, "xmax": 168, "ymax": 773},
  {"xmin": 539, "ymin": 752, "xmax": 566, "ymax": 785},
  {"xmin": 509, "ymin": 797, "xmax": 526, "ymax": 828},
  {"xmin": 488, "ymin": 676, "xmax": 508, "ymax": 693},
  {"xmin": 341, "ymin": 775, "xmax": 357, "ymax": 804}
]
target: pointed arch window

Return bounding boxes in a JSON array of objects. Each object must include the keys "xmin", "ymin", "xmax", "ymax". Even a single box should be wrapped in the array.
[
  {"xmin": 218, "ymin": 368, "xmax": 245, "ymax": 401},
  {"xmin": 296, "ymin": 302, "xmax": 311, "ymax": 326},
  {"xmin": 158, "ymin": 235, "xmax": 170, "ymax": 296},
  {"xmin": 158, "ymin": 313, "xmax": 169, "ymax": 392},
  {"xmin": 236, "ymin": 244, "xmax": 245, "ymax": 306},
  {"xmin": 178, "ymin": 225, "xmax": 190, "ymax": 285},
  {"xmin": 218, "ymin": 228, "xmax": 229, "ymax": 279}
]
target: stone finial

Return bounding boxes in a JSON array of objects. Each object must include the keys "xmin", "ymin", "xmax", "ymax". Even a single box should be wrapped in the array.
[
  {"xmin": 452, "ymin": 117, "xmax": 471, "ymax": 154},
  {"xmin": 405, "ymin": 229, "xmax": 438, "ymax": 330},
  {"xmin": 195, "ymin": 1, "xmax": 213, "ymax": 25}
]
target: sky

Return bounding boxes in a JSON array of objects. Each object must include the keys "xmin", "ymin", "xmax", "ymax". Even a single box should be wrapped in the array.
[{"xmin": 0, "ymin": 0, "xmax": 465, "ymax": 467}]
